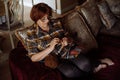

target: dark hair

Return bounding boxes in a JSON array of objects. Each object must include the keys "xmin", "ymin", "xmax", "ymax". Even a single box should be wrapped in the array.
[{"xmin": 30, "ymin": 3, "xmax": 52, "ymax": 23}]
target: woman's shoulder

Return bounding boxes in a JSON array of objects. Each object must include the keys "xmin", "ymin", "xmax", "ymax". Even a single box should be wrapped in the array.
[
  {"xmin": 15, "ymin": 24, "xmax": 37, "ymax": 40},
  {"xmin": 15, "ymin": 24, "xmax": 36, "ymax": 49}
]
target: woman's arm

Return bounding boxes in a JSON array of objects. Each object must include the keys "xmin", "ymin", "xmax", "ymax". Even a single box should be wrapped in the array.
[
  {"xmin": 30, "ymin": 38, "xmax": 60, "ymax": 62},
  {"xmin": 30, "ymin": 46, "xmax": 54, "ymax": 62}
]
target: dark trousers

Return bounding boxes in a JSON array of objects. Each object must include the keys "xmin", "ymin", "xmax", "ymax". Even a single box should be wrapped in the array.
[{"xmin": 57, "ymin": 54, "xmax": 95, "ymax": 78}]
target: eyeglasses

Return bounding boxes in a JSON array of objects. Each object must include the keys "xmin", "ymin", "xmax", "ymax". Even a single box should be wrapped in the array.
[{"xmin": 40, "ymin": 16, "xmax": 51, "ymax": 22}]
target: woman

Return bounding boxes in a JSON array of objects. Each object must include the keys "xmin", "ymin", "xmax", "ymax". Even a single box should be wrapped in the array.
[{"xmin": 24, "ymin": 3, "xmax": 114, "ymax": 78}]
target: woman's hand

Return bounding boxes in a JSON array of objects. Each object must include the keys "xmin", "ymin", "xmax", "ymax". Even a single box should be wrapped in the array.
[
  {"xmin": 61, "ymin": 37, "xmax": 68, "ymax": 47},
  {"xmin": 49, "ymin": 38, "xmax": 60, "ymax": 49}
]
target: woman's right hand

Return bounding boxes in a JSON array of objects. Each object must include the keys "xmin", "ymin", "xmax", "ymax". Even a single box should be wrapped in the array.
[{"xmin": 49, "ymin": 38, "xmax": 60, "ymax": 50}]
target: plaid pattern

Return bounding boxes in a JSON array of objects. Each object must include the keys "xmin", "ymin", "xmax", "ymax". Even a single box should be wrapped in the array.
[{"xmin": 26, "ymin": 22, "xmax": 79, "ymax": 59}]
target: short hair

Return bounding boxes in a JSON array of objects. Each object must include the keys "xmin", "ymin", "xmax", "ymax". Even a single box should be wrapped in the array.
[{"xmin": 30, "ymin": 3, "xmax": 52, "ymax": 23}]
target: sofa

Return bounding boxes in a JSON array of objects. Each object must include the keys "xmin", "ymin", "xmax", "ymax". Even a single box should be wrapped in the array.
[{"xmin": 9, "ymin": 0, "xmax": 120, "ymax": 80}]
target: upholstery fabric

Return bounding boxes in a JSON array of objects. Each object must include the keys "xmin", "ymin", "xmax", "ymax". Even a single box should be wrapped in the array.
[
  {"xmin": 76, "ymin": 0, "xmax": 103, "ymax": 36},
  {"xmin": 61, "ymin": 10, "xmax": 98, "ymax": 53},
  {"xmin": 9, "ymin": 47, "xmax": 62, "ymax": 80},
  {"xmin": 105, "ymin": 0, "xmax": 120, "ymax": 17},
  {"xmin": 97, "ymin": 0, "xmax": 118, "ymax": 29}
]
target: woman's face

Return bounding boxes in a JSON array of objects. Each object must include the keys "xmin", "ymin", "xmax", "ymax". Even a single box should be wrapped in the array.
[
  {"xmin": 37, "ymin": 14, "xmax": 49, "ymax": 27},
  {"xmin": 40, "ymin": 14, "xmax": 49, "ymax": 23}
]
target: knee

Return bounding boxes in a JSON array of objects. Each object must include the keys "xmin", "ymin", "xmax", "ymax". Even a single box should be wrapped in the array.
[
  {"xmin": 70, "ymin": 55, "xmax": 92, "ymax": 72},
  {"xmin": 57, "ymin": 62, "xmax": 85, "ymax": 78}
]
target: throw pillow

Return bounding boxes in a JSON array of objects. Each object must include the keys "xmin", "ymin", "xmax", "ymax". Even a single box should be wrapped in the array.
[
  {"xmin": 76, "ymin": 0, "xmax": 104, "ymax": 36},
  {"xmin": 61, "ymin": 10, "xmax": 98, "ymax": 53},
  {"xmin": 105, "ymin": 0, "xmax": 120, "ymax": 17},
  {"xmin": 97, "ymin": 0, "xmax": 118, "ymax": 29}
]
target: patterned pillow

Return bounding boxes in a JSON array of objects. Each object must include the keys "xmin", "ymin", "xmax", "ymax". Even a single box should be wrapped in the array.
[
  {"xmin": 97, "ymin": 0, "xmax": 118, "ymax": 29},
  {"xmin": 61, "ymin": 10, "xmax": 98, "ymax": 53}
]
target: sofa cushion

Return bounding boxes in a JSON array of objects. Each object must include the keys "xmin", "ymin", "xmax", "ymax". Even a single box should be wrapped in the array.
[
  {"xmin": 76, "ymin": 0, "xmax": 103, "ymax": 36},
  {"xmin": 97, "ymin": 0, "xmax": 118, "ymax": 29},
  {"xmin": 61, "ymin": 10, "xmax": 98, "ymax": 53}
]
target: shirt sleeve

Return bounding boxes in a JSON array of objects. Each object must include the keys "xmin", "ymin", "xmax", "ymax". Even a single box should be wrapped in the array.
[{"xmin": 26, "ymin": 38, "xmax": 39, "ymax": 54}]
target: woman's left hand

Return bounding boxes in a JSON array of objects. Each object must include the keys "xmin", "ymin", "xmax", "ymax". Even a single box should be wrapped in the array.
[{"xmin": 61, "ymin": 37, "xmax": 68, "ymax": 47}]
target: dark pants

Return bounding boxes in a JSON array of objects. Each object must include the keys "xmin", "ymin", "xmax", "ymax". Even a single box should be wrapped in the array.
[{"xmin": 57, "ymin": 54, "xmax": 94, "ymax": 78}]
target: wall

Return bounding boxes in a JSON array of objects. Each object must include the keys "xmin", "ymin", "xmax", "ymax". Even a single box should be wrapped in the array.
[
  {"xmin": 57, "ymin": 0, "xmax": 78, "ymax": 14},
  {"xmin": 21, "ymin": 0, "xmax": 78, "ymax": 14},
  {"xmin": 21, "ymin": 0, "xmax": 56, "ymax": 12}
]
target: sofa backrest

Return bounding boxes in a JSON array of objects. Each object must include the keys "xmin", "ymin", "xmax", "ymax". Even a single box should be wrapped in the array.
[
  {"xmin": 61, "ymin": 10, "xmax": 98, "ymax": 53},
  {"xmin": 76, "ymin": 0, "xmax": 104, "ymax": 36}
]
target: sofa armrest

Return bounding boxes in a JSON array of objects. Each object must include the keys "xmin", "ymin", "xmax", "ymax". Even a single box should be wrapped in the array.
[{"xmin": 9, "ymin": 47, "xmax": 62, "ymax": 80}]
